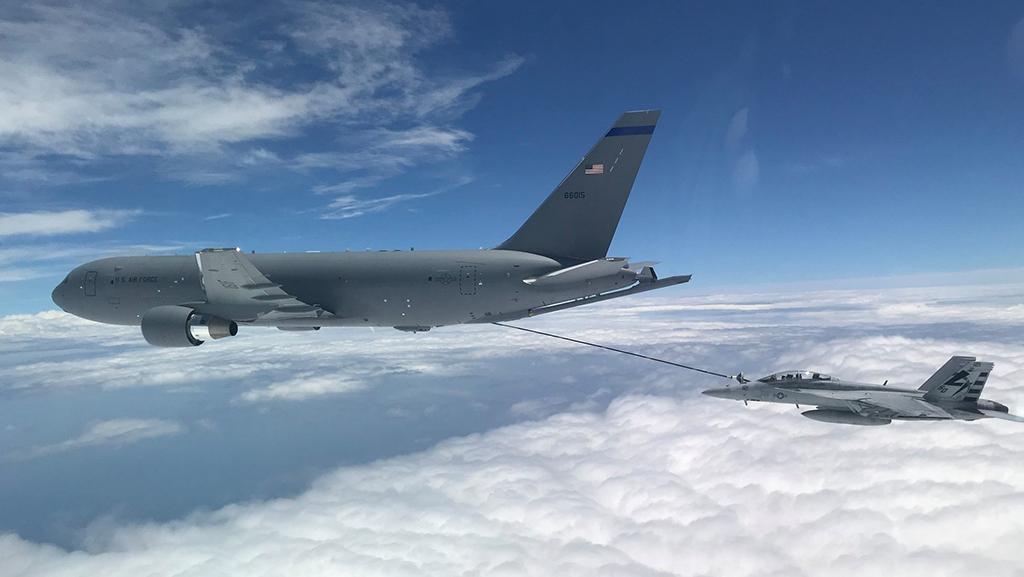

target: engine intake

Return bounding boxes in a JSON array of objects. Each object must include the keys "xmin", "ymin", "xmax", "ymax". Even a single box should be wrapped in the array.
[{"xmin": 141, "ymin": 306, "xmax": 237, "ymax": 347}]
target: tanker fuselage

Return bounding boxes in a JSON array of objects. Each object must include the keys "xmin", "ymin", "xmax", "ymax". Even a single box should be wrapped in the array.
[{"xmin": 51, "ymin": 249, "xmax": 638, "ymax": 328}]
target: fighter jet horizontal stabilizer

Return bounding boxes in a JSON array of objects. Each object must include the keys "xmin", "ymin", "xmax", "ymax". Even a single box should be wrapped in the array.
[{"xmin": 979, "ymin": 409, "xmax": 1024, "ymax": 422}]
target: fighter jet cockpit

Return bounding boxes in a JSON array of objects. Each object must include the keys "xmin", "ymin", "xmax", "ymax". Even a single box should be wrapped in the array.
[{"xmin": 757, "ymin": 370, "xmax": 833, "ymax": 383}]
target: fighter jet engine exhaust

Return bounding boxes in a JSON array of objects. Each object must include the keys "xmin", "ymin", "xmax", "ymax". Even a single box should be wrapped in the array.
[{"xmin": 141, "ymin": 305, "xmax": 237, "ymax": 347}]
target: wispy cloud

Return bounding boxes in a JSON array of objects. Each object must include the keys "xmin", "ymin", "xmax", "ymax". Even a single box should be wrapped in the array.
[
  {"xmin": 322, "ymin": 192, "xmax": 438, "ymax": 219},
  {"xmin": 302, "ymin": 126, "xmax": 473, "ymax": 204},
  {"xmin": 0, "ymin": 2, "xmax": 520, "ymax": 192},
  {"xmin": 725, "ymin": 107, "xmax": 748, "ymax": 152},
  {"xmin": 724, "ymin": 107, "xmax": 758, "ymax": 192},
  {"xmin": 22, "ymin": 419, "xmax": 183, "ymax": 459},
  {"xmin": 0, "ymin": 241, "xmax": 190, "ymax": 283},
  {"xmin": 788, "ymin": 154, "xmax": 847, "ymax": 175},
  {"xmin": 1009, "ymin": 15, "xmax": 1024, "ymax": 79},
  {"xmin": 733, "ymin": 149, "xmax": 759, "ymax": 191},
  {"xmin": 0, "ymin": 209, "xmax": 140, "ymax": 238},
  {"xmin": 319, "ymin": 172, "xmax": 474, "ymax": 219}
]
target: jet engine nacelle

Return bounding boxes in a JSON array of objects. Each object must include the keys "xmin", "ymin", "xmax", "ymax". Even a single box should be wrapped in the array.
[
  {"xmin": 141, "ymin": 305, "xmax": 237, "ymax": 347},
  {"xmin": 801, "ymin": 409, "xmax": 890, "ymax": 426}
]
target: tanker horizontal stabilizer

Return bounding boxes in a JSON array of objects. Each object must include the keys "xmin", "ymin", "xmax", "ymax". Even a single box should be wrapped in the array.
[
  {"xmin": 523, "ymin": 257, "xmax": 657, "ymax": 289},
  {"xmin": 476, "ymin": 272, "xmax": 690, "ymax": 323}
]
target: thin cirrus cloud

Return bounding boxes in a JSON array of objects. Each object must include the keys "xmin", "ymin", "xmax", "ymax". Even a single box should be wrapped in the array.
[
  {"xmin": 0, "ymin": 209, "xmax": 144, "ymax": 284},
  {"xmin": 323, "ymin": 192, "xmax": 440, "ymax": 219},
  {"xmin": 0, "ymin": 210, "xmax": 141, "ymax": 238},
  {"xmin": 318, "ymin": 172, "xmax": 475, "ymax": 219},
  {"xmin": 0, "ymin": 1, "xmax": 521, "ymax": 219},
  {"xmin": 0, "ymin": 242, "xmax": 193, "ymax": 285},
  {"xmin": 18, "ymin": 419, "xmax": 183, "ymax": 460},
  {"xmin": 725, "ymin": 107, "xmax": 759, "ymax": 192},
  {"xmin": 298, "ymin": 127, "xmax": 474, "ymax": 176}
]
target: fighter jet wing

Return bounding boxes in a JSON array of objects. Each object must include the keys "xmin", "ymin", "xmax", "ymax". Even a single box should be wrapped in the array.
[
  {"xmin": 793, "ymin": 389, "xmax": 953, "ymax": 420},
  {"xmin": 851, "ymin": 392, "xmax": 952, "ymax": 420},
  {"xmin": 192, "ymin": 248, "xmax": 333, "ymax": 323}
]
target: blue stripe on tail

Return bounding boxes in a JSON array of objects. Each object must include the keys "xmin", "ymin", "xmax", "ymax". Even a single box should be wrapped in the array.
[{"xmin": 606, "ymin": 125, "xmax": 656, "ymax": 137}]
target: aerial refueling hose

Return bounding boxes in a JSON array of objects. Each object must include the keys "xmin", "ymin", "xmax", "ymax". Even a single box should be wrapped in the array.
[{"xmin": 492, "ymin": 322, "xmax": 740, "ymax": 381}]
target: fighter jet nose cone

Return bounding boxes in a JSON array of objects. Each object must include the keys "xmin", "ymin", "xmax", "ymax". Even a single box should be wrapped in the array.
[{"xmin": 702, "ymin": 387, "xmax": 731, "ymax": 399}]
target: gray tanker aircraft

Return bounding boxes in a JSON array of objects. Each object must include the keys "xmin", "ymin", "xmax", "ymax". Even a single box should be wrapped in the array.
[
  {"xmin": 52, "ymin": 110, "xmax": 691, "ymax": 347},
  {"xmin": 703, "ymin": 356, "xmax": 1022, "ymax": 425}
]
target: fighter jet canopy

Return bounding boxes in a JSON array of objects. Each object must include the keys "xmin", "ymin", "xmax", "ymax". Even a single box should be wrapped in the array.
[{"xmin": 757, "ymin": 370, "xmax": 833, "ymax": 383}]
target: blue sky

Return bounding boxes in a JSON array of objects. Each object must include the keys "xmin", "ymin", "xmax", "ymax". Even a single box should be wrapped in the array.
[{"xmin": 1, "ymin": 0, "xmax": 1023, "ymax": 315}]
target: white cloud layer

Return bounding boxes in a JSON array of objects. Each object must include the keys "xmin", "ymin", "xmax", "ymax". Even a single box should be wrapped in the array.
[
  {"xmin": 2, "ymin": 393, "xmax": 1023, "ymax": 576},
  {"xmin": 237, "ymin": 373, "xmax": 366, "ymax": 403},
  {"xmin": 0, "ymin": 281, "xmax": 1022, "ymax": 575}
]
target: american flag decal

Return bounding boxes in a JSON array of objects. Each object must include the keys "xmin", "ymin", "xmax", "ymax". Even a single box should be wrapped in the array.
[{"xmin": 584, "ymin": 163, "xmax": 604, "ymax": 175}]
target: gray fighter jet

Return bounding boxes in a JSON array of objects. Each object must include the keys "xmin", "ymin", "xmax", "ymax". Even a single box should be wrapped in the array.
[
  {"xmin": 703, "ymin": 356, "xmax": 1023, "ymax": 425},
  {"xmin": 52, "ymin": 110, "xmax": 691, "ymax": 347}
]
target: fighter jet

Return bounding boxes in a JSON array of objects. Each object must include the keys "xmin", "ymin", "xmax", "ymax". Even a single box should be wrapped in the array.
[
  {"xmin": 702, "ymin": 356, "xmax": 1023, "ymax": 425},
  {"xmin": 51, "ymin": 110, "xmax": 691, "ymax": 347}
]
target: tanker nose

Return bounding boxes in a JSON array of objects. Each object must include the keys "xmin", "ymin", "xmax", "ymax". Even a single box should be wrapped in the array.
[
  {"xmin": 52, "ymin": 275, "xmax": 69, "ymax": 311},
  {"xmin": 51, "ymin": 283, "xmax": 66, "ymax": 310}
]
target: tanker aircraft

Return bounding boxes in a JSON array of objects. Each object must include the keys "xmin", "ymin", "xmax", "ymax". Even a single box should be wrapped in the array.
[
  {"xmin": 703, "ymin": 356, "xmax": 1023, "ymax": 425},
  {"xmin": 52, "ymin": 110, "xmax": 691, "ymax": 347}
]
